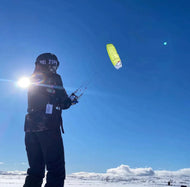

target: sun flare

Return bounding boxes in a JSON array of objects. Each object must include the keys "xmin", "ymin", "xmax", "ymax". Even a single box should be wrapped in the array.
[{"xmin": 17, "ymin": 77, "xmax": 31, "ymax": 88}]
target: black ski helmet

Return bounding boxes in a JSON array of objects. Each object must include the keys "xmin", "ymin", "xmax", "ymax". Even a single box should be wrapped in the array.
[{"xmin": 35, "ymin": 53, "xmax": 60, "ymax": 73}]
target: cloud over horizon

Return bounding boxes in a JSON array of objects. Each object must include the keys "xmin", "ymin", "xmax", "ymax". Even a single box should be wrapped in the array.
[
  {"xmin": 70, "ymin": 165, "xmax": 190, "ymax": 178},
  {"xmin": 69, "ymin": 164, "xmax": 190, "ymax": 185},
  {"xmin": 1, "ymin": 164, "xmax": 190, "ymax": 185},
  {"xmin": 1, "ymin": 164, "xmax": 190, "ymax": 177}
]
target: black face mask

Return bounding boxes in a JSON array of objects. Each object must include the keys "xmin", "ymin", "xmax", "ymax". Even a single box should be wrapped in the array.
[{"xmin": 48, "ymin": 64, "xmax": 58, "ymax": 73}]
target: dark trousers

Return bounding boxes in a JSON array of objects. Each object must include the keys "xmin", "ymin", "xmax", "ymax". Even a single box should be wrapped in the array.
[{"xmin": 23, "ymin": 129, "xmax": 65, "ymax": 187}]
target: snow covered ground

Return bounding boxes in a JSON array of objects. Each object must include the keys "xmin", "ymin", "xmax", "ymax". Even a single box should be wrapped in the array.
[{"xmin": 0, "ymin": 165, "xmax": 190, "ymax": 187}]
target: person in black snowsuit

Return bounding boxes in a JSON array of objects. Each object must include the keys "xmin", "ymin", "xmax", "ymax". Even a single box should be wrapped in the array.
[{"xmin": 23, "ymin": 53, "xmax": 78, "ymax": 187}]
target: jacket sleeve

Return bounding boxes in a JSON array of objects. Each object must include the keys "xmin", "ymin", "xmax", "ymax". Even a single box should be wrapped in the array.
[{"xmin": 56, "ymin": 75, "xmax": 72, "ymax": 110}]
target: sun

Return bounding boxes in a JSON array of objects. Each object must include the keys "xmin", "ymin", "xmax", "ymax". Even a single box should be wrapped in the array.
[{"xmin": 17, "ymin": 77, "xmax": 31, "ymax": 88}]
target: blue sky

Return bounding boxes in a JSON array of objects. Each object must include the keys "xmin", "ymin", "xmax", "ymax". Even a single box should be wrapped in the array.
[{"xmin": 0, "ymin": 0, "xmax": 190, "ymax": 174}]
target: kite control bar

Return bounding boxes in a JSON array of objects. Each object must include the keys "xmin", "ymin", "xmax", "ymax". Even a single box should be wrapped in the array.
[
  {"xmin": 72, "ymin": 85, "xmax": 87, "ymax": 100},
  {"xmin": 69, "ymin": 85, "xmax": 87, "ymax": 105}
]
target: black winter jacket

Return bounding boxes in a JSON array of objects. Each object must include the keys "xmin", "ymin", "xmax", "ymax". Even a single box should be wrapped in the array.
[{"xmin": 24, "ymin": 72, "xmax": 72, "ymax": 132}]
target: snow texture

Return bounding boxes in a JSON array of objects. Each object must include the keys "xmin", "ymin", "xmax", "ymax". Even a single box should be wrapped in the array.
[{"xmin": 0, "ymin": 165, "xmax": 190, "ymax": 187}]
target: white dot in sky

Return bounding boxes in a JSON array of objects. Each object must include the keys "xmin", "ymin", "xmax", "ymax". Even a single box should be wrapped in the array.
[{"xmin": 163, "ymin": 42, "xmax": 167, "ymax": 46}]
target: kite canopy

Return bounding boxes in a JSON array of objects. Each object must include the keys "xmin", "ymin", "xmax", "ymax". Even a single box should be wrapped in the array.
[{"xmin": 106, "ymin": 44, "xmax": 122, "ymax": 69}]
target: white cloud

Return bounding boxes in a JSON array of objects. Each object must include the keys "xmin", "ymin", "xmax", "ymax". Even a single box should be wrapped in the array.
[
  {"xmin": 69, "ymin": 164, "xmax": 190, "ymax": 185},
  {"xmin": 0, "ymin": 171, "xmax": 26, "ymax": 175},
  {"xmin": 0, "ymin": 162, "xmax": 4, "ymax": 165},
  {"xmin": 155, "ymin": 168, "xmax": 190, "ymax": 176},
  {"xmin": 107, "ymin": 165, "xmax": 154, "ymax": 176}
]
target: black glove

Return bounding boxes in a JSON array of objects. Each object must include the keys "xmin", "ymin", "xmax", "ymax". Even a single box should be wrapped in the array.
[{"xmin": 70, "ymin": 93, "xmax": 78, "ymax": 105}]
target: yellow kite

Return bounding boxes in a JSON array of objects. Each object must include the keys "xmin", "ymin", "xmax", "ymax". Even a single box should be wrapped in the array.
[{"xmin": 106, "ymin": 44, "xmax": 122, "ymax": 69}]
